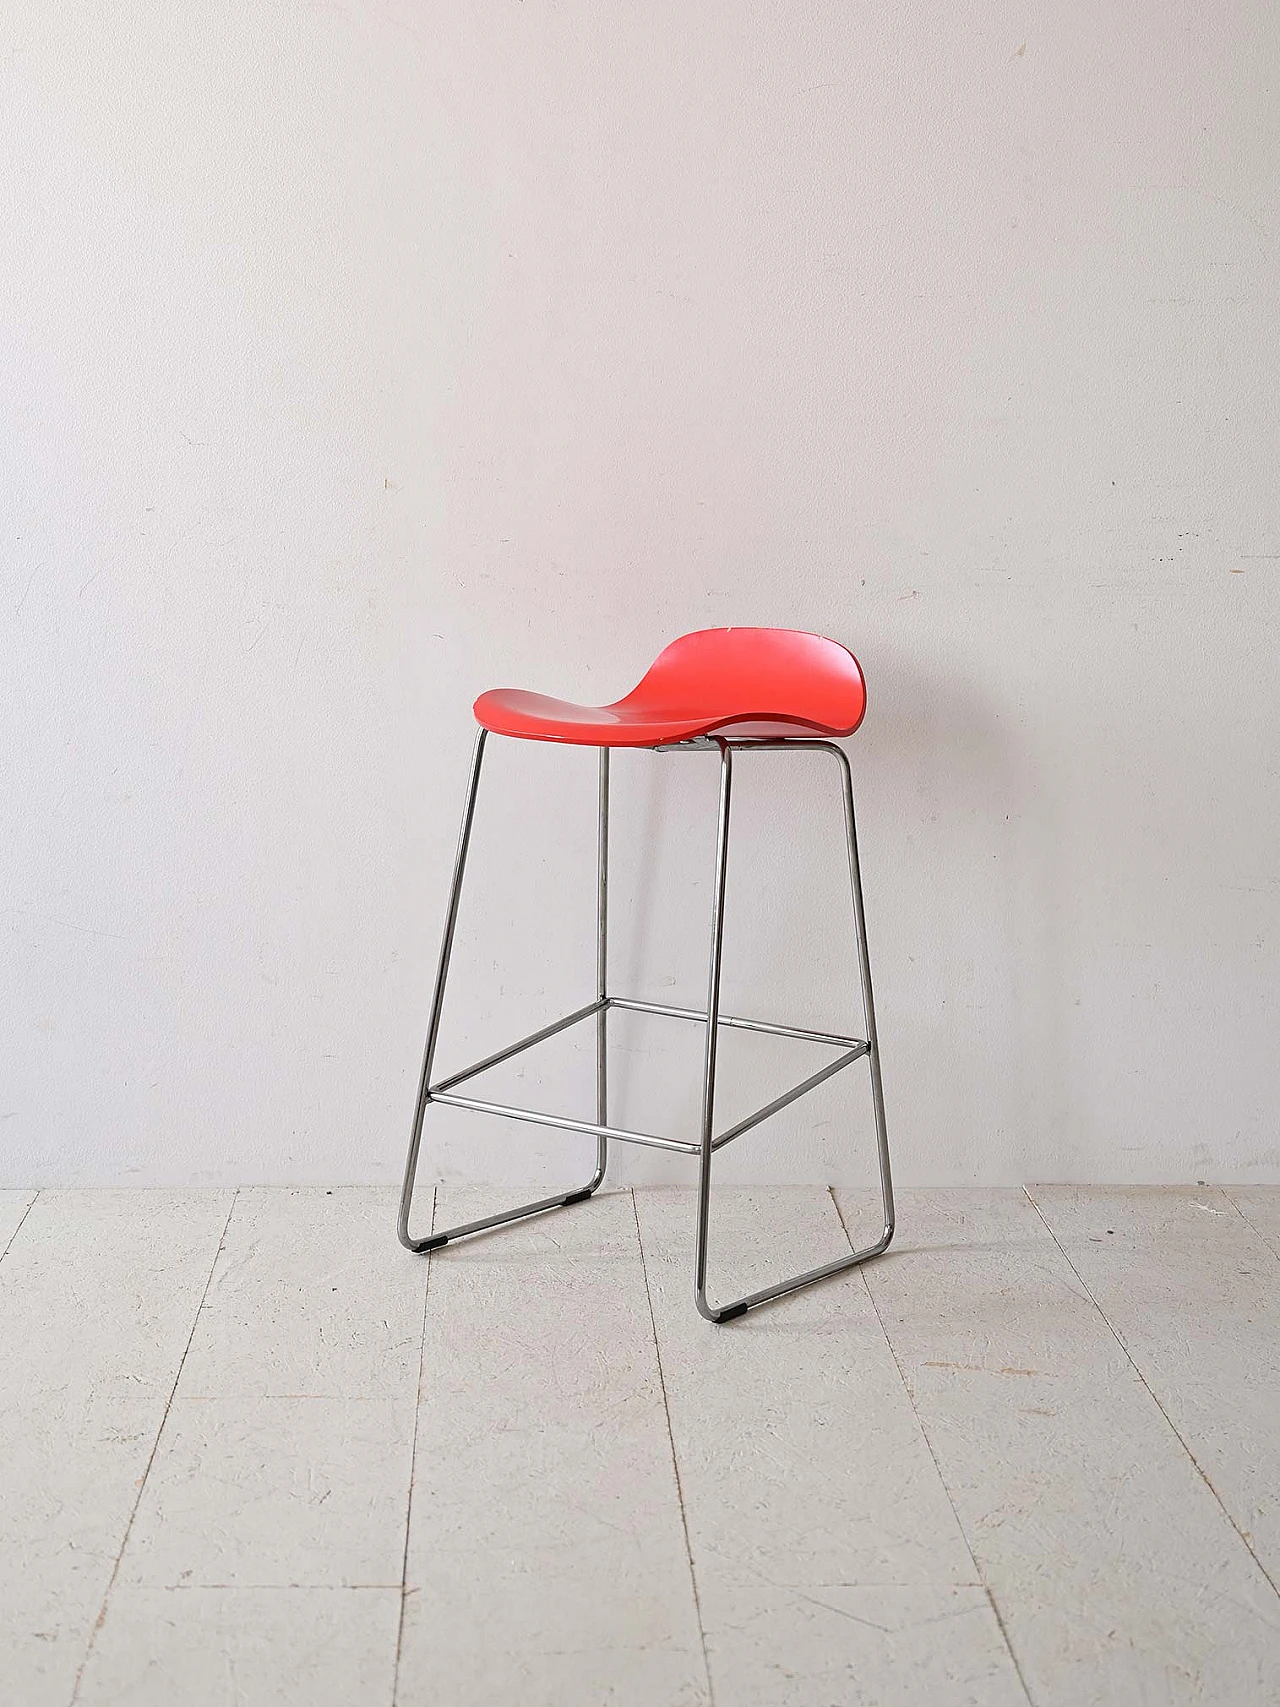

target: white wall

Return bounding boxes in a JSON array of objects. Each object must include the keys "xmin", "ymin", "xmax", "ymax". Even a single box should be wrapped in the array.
[{"xmin": 3, "ymin": 2, "xmax": 1278, "ymax": 1189}]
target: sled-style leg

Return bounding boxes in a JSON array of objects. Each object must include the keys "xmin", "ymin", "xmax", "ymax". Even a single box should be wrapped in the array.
[
  {"xmin": 693, "ymin": 739, "xmax": 895, "ymax": 1322},
  {"xmin": 397, "ymin": 736, "xmax": 609, "ymax": 1252}
]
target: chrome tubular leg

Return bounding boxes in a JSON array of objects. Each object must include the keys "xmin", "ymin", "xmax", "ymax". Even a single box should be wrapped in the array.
[
  {"xmin": 693, "ymin": 739, "xmax": 895, "ymax": 1323},
  {"xmin": 593, "ymin": 746, "xmax": 610, "ymax": 1186},
  {"xmin": 398, "ymin": 729, "xmax": 488, "ymax": 1250},
  {"xmin": 397, "ymin": 732, "xmax": 608, "ymax": 1253},
  {"xmin": 834, "ymin": 741, "xmax": 895, "ymax": 1246},
  {"xmin": 694, "ymin": 742, "xmax": 735, "ymax": 1321}
]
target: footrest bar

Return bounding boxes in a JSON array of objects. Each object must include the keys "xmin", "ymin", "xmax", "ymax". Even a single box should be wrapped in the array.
[
  {"xmin": 430, "ymin": 1090, "xmax": 701, "ymax": 1155},
  {"xmin": 432, "ymin": 1043, "xmax": 868, "ymax": 1157}
]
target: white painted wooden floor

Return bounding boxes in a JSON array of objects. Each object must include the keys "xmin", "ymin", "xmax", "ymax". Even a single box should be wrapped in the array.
[{"xmin": 2, "ymin": 1187, "xmax": 1279, "ymax": 1706}]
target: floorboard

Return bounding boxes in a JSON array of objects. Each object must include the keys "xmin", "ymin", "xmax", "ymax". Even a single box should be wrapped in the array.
[
  {"xmin": 76, "ymin": 1588, "xmax": 401, "ymax": 1707},
  {"xmin": 1027, "ymin": 1185, "xmax": 1280, "ymax": 1595},
  {"xmin": 848, "ymin": 1187, "xmax": 1280, "ymax": 1706},
  {"xmin": 1226, "ymin": 1186, "xmax": 1280, "ymax": 1264},
  {"xmin": 5, "ymin": 1185, "xmax": 1279, "ymax": 1705},
  {"xmin": 0, "ymin": 1187, "xmax": 37, "ymax": 1257},
  {"xmin": 398, "ymin": 1187, "xmax": 709, "ymax": 1707},
  {"xmin": 0, "ymin": 1190, "xmax": 232, "ymax": 1707},
  {"xmin": 635, "ymin": 1186, "xmax": 1030, "ymax": 1707},
  {"xmin": 78, "ymin": 1188, "xmax": 423, "ymax": 1702}
]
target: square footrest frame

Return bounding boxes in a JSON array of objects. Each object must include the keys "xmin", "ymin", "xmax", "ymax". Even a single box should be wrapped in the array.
[{"xmin": 427, "ymin": 995, "xmax": 870, "ymax": 1157}]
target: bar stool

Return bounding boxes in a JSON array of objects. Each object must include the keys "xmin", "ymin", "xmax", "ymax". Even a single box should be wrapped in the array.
[{"xmin": 398, "ymin": 627, "xmax": 894, "ymax": 1321}]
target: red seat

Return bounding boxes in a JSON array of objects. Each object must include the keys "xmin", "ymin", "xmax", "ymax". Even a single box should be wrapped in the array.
[{"xmin": 473, "ymin": 627, "xmax": 866, "ymax": 747}]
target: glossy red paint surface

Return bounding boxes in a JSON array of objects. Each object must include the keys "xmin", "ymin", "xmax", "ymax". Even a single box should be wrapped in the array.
[{"xmin": 473, "ymin": 627, "xmax": 867, "ymax": 747}]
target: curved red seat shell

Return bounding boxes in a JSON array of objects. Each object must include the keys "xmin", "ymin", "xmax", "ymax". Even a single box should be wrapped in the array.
[{"xmin": 473, "ymin": 628, "xmax": 866, "ymax": 748}]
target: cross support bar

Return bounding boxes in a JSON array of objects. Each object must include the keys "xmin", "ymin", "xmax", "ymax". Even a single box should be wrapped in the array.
[
  {"xmin": 710, "ymin": 1044, "xmax": 868, "ymax": 1150},
  {"xmin": 429, "ymin": 998, "xmax": 606, "ymax": 1096},
  {"xmin": 608, "ymin": 996, "xmax": 867, "ymax": 1052}
]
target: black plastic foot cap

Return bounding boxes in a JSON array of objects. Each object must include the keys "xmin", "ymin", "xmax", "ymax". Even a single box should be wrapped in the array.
[
  {"xmin": 561, "ymin": 1187, "xmax": 594, "ymax": 1207},
  {"xmin": 420, "ymin": 1233, "xmax": 450, "ymax": 1251}
]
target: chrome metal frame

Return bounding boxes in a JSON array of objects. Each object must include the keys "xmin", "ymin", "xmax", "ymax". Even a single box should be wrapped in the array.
[{"xmin": 398, "ymin": 731, "xmax": 894, "ymax": 1321}]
